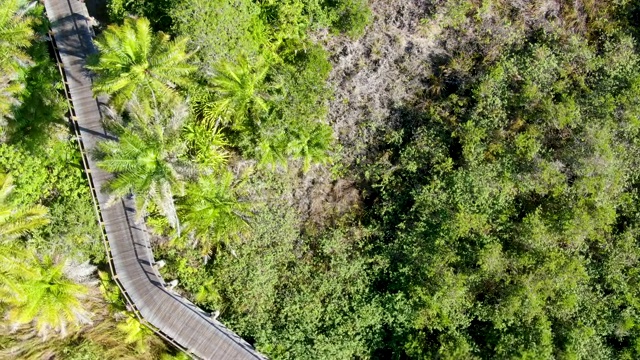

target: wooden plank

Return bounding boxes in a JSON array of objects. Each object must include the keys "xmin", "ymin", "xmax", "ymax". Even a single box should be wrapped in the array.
[{"xmin": 43, "ymin": 1, "xmax": 268, "ymax": 359}]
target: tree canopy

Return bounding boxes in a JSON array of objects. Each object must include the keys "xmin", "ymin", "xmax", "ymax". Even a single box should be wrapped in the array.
[
  {"xmin": 10, "ymin": 0, "xmax": 640, "ymax": 359},
  {"xmin": 87, "ymin": 17, "xmax": 195, "ymax": 113},
  {"xmin": 0, "ymin": 0, "xmax": 36, "ymax": 123}
]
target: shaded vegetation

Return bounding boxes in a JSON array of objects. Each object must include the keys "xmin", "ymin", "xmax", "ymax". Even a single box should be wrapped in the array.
[
  {"xmin": 99, "ymin": 0, "xmax": 640, "ymax": 358},
  {"xmin": 12, "ymin": 0, "xmax": 640, "ymax": 359},
  {"xmin": 0, "ymin": 1, "xmax": 181, "ymax": 358}
]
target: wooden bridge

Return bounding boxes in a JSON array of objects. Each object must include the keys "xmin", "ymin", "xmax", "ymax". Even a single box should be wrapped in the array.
[{"xmin": 43, "ymin": 0, "xmax": 267, "ymax": 359}]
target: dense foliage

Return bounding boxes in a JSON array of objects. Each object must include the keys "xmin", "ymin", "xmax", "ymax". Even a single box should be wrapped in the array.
[
  {"xmin": 8, "ymin": 0, "xmax": 640, "ymax": 359},
  {"xmin": 0, "ymin": 2, "xmax": 181, "ymax": 358},
  {"xmin": 356, "ymin": 1, "xmax": 640, "ymax": 359},
  {"xmin": 367, "ymin": 36, "xmax": 640, "ymax": 360},
  {"xmin": 87, "ymin": 0, "xmax": 640, "ymax": 358}
]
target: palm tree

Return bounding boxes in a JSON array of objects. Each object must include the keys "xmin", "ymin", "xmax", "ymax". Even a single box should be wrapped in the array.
[
  {"xmin": 0, "ymin": 0, "xmax": 34, "ymax": 64},
  {"xmin": 198, "ymin": 57, "xmax": 270, "ymax": 130},
  {"xmin": 286, "ymin": 123, "xmax": 333, "ymax": 172},
  {"xmin": 177, "ymin": 171, "xmax": 250, "ymax": 255},
  {"xmin": 102, "ymin": 94, "xmax": 190, "ymax": 133},
  {"xmin": 0, "ymin": 244, "xmax": 31, "ymax": 304},
  {"xmin": 255, "ymin": 127, "xmax": 287, "ymax": 169},
  {"xmin": 116, "ymin": 315, "xmax": 157, "ymax": 354},
  {"xmin": 95, "ymin": 123, "xmax": 189, "ymax": 230},
  {"xmin": 0, "ymin": 173, "xmax": 49, "ymax": 243},
  {"xmin": 0, "ymin": 0, "xmax": 36, "ymax": 121},
  {"xmin": 2, "ymin": 254, "xmax": 92, "ymax": 339},
  {"xmin": 181, "ymin": 123, "xmax": 229, "ymax": 170},
  {"xmin": 87, "ymin": 17, "xmax": 196, "ymax": 113}
]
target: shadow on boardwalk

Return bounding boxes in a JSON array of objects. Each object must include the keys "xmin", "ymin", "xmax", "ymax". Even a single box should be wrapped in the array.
[{"xmin": 44, "ymin": 0, "xmax": 268, "ymax": 358}]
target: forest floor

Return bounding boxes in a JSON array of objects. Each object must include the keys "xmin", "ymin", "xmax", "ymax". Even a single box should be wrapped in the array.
[
  {"xmin": 323, "ymin": 0, "xmax": 438, "ymax": 163},
  {"xmin": 291, "ymin": 0, "xmax": 440, "ymax": 226}
]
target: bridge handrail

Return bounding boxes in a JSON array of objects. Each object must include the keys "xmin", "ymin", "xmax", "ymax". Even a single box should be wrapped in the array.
[{"xmin": 46, "ymin": 19, "xmax": 196, "ymax": 359}]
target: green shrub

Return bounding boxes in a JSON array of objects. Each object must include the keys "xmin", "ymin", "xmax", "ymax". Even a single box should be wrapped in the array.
[{"xmin": 326, "ymin": 0, "xmax": 371, "ymax": 37}]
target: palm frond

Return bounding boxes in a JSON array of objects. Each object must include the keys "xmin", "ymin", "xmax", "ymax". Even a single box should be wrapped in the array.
[{"xmin": 88, "ymin": 17, "xmax": 196, "ymax": 113}]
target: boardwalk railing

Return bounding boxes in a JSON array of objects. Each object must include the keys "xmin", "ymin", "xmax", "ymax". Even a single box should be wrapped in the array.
[
  {"xmin": 44, "ymin": 0, "xmax": 267, "ymax": 358},
  {"xmin": 46, "ymin": 20, "xmax": 197, "ymax": 359}
]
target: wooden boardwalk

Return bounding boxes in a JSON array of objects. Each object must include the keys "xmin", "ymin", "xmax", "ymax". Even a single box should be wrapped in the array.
[{"xmin": 43, "ymin": 0, "xmax": 267, "ymax": 359}]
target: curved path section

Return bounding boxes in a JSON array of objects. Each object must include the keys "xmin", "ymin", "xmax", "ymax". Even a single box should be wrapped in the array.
[{"xmin": 43, "ymin": 0, "xmax": 266, "ymax": 359}]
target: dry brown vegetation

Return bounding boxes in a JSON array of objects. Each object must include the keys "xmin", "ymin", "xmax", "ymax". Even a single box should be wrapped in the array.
[
  {"xmin": 320, "ymin": 0, "xmax": 438, "ymax": 163},
  {"xmin": 281, "ymin": 0, "xmax": 628, "ymax": 237},
  {"xmin": 272, "ymin": 1, "xmax": 440, "ymax": 226},
  {"xmin": 1, "ymin": 288, "xmax": 135, "ymax": 360},
  {"xmin": 317, "ymin": 0, "xmax": 621, "ymax": 171}
]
